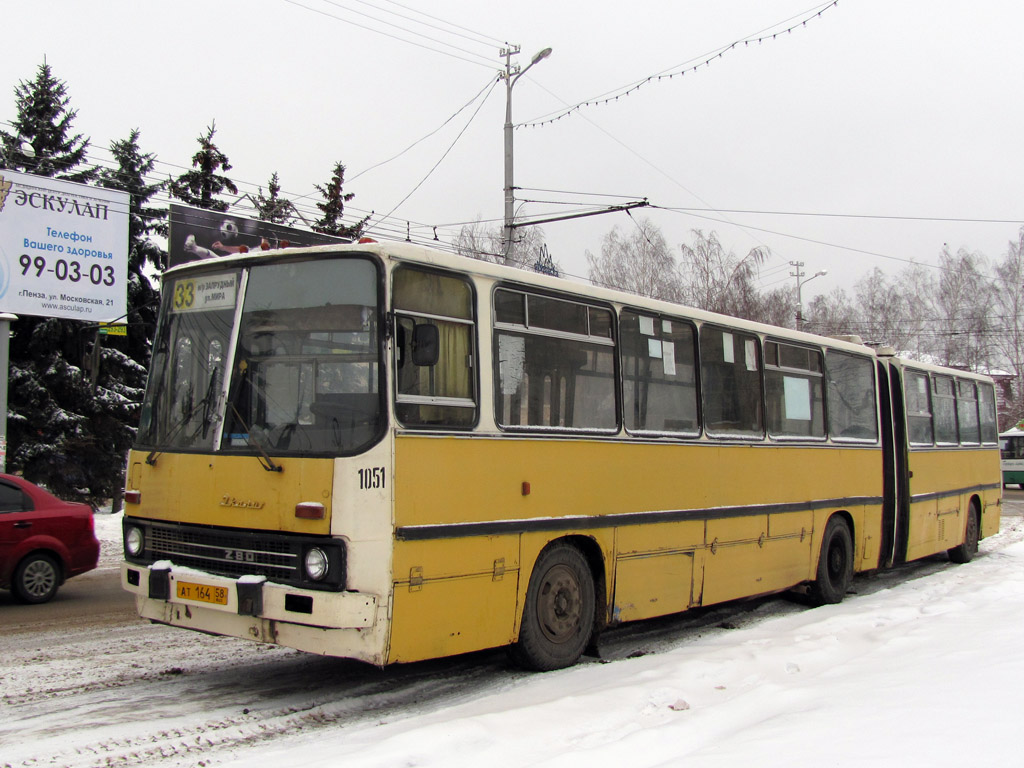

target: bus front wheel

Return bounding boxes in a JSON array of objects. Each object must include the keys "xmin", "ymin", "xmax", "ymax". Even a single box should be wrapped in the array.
[
  {"xmin": 510, "ymin": 543, "xmax": 596, "ymax": 671},
  {"xmin": 808, "ymin": 517, "xmax": 853, "ymax": 606}
]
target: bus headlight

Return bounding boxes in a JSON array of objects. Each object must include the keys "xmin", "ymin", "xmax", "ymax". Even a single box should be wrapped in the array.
[
  {"xmin": 304, "ymin": 547, "xmax": 329, "ymax": 581},
  {"xmin": 125, "ymin": 526, "xmax": 144, "ymax": 557}
]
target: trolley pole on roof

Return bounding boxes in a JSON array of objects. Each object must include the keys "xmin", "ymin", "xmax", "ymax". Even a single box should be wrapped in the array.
[{"xmin": 501, "ymin": 45, "xmax": 552, "ymax": 266}]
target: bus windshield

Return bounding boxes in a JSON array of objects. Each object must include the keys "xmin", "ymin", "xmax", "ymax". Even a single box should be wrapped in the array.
[{"xmin": 137, "ymin": 256, "xmax": 383, "ymax": 457}]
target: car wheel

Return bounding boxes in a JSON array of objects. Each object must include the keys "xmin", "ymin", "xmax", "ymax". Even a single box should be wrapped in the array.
[{"xmin": 13, "ymin": 553, "xmax": 61, "ymax": 604}]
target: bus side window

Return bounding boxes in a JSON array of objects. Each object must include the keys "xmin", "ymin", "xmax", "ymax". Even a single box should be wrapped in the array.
[
  {"xmin": 764, "ymin": 341, "xmax": 825, "ymax": 439},
  {"xmin": 905, "ymin": 370, "xmax": 934, "ymax": 446},
  {"xmin": 493, "ymin": 289, "xmax": 617, "ymax": 432},
  {"xmin": 824, "ymin": 351, "xmax": 878, "ymax": 442},
  {"xmin": 620, "ymin": 311, "xmax": 698, "ymax": 436},
  {"xmin": 700, "ymin": 326, "xmax": 763, "ymax": 439},
  {"xmin": 393, "ymin": 267, "xmax": 477, "ymax": 428},
  {"xmin": 933, "ymin": 375, "xmax": 958, "ymax": 445},
  {"xmin": 979, "ymin": 383, "xmax": 998, "ymax": 444},
  {"xmin": 956, "ymin": 379, "xmax": 980, "ymax": 445}
]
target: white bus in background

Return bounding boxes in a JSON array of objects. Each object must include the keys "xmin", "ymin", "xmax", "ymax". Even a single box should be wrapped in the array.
[{"xmin": 1000, "ymin": 427, "xmax": 1024, "ymax": 488}]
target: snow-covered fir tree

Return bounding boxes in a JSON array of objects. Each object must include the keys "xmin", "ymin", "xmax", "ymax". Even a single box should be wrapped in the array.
[
  {"xmin": 312, "ymin": 160, "xmax": 368, "ymax": 239},
  {"xmin": 254, "ymin": 171, "xmax": 296, "ymax": 225},
  {"xmin": 167, "ymin": 122, "xmax": 238, "ymax": 212},
  {"xmin": 0, "ymin": 61, "xmax": 97, "ymax": 183}
]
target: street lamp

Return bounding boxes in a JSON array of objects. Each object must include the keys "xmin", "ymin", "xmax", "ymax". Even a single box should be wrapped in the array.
[
  {"xmin": 502, "ymin": 46, "xmax": 552, "ymax": 264},
  {"xmin": 790, "ymin": 261, "xmax": 827, "ymax": 331},
  {"xmin": 0, "ymin": 136, "xmax": 35, "ymax": 168}
]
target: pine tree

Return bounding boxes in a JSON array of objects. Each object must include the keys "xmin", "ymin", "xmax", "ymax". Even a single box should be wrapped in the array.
[
  {"xmin": 167, "ymin": 121, "xmax": 238, "ymax": 211},
  {"xmin": 312, "ymin": 161, "xmax": 368, "ymax": 239},
  {"xmin": 254, "ymin": 171, "xmax": 296, "ymax": 225},
  {"xmin": 98, "ymin": 128, "xmax": 164, "ymax": 370},
  {"xmin": 0, "ymin": 62, "xmax": 97, "ymax": 183}
]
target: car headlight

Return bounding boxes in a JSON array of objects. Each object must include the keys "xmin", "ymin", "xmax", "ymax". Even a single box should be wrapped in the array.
[
  {"xmin": 304, "ymin": 547, "xmax": 329, "ymax": 581},
  {"xmin": 125, "ymin": 526, "xmax": 144, "ymax": 557}
]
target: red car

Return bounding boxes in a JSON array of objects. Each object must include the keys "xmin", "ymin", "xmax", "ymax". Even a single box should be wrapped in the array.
[{"xmin": 0, "ymin": 474, "xmax": 100, "ymax": 603}]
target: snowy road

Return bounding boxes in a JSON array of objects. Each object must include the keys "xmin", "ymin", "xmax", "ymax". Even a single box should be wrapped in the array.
[{"xmin": 3, "ymin": 499, "xmax": 1023, "ymax": 768}]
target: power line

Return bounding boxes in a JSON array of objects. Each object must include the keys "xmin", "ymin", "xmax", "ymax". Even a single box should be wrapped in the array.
[
  {"xmin": 651, "ymin": 204, "xmax": 1013, "ymax": 278},
  {"xmin": 282, "ymin": 0, "xmax": 497, "ymax": 70},
  {"xmin": 660, "ymin": 205, "xmax": 1024, "ymax": 226},
  {"xmin": 346, "ymin": 0, "xmax": 507, "ymax": 50},
  {"xmin": 370, "ymin": 77, "xmax": 500, "ymax": 226},
  {"xmin": 518, "ymin": 0, "xmax": 839, "ymax": 128},
  {"xmin": 348, "ymin": 76, "xmax": 498, "ymax": 183}
]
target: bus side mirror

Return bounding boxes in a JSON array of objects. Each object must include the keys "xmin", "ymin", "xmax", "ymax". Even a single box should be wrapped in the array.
[{"xmin": 412, "ymin": 324, "xmax": 440, "ymax": 367}]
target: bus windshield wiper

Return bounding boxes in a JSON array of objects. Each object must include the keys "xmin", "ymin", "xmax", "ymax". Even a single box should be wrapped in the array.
[
  {"xmin": 221, "ymin": 362, "xmax": 284, "ymax": 473},
  {"xmin": 146, "ymin": 369, "xmax": 220, "ymax": 466},
  {"xmin": 227, "ymin": 400, "xmax": 282, "ymax": 473}
]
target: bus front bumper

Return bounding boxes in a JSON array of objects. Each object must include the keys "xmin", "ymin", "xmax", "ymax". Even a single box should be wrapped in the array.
[{"xmin": 120, "ymin": 562, "xmax": 382, "ymax": 658}]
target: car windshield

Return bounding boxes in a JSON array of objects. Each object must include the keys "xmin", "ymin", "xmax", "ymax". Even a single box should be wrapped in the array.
[{"xmin": 137, "ymin": 256, "xmax": 383, "ymax": 457}]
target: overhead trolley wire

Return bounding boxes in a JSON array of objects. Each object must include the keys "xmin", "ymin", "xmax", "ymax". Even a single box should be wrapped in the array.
[{"xmin": 282, "ymin": 0, "xmax": 498, "ymax": 70}]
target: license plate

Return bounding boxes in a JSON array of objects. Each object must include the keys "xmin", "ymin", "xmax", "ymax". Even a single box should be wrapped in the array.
[{"xmin": 176, "ymin": 580, "xmax": 228, "ymax": 605}]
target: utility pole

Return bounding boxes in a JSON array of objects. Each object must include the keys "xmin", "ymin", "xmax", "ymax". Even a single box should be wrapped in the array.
[
  {"xmin": 501, "ymin": 45, "xmax": 551, "ymax": 265},
  {"xmin": 790, "ymin": 261, "xmax": 827, "ymax": 331},
  {"xmin": 0, "ymin": 313, "xmax": 16, "ymax": 473}
]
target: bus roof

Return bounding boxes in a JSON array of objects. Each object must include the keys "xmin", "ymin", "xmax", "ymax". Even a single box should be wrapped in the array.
[{"xmin": 161, "ymin": 239, "xmax": 992, "ymax": 375}]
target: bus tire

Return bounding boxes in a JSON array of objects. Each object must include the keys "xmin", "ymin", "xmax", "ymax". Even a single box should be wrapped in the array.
[
  {"xmin": 510, "ymin": 543, "xmax": 595, "ymax": 671},
  {"xmin": 808, "ymin": 517, "xmax": 853, "ymax": 606},
  {"xmin": 947, "ymin": 503, "xmax": 980, "ymax": 564}
]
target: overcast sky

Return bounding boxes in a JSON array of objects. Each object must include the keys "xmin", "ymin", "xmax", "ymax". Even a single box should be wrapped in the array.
[{"xmin": 4, "ymin": 0, "xmax": 1023, "ymax": 303}]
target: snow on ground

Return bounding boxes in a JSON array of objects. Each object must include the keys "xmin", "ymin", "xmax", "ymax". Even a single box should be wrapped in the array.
[
  {"xmin": 4, "ymin": 509, "xmax": 1024, "ymax": 768},
  {"xmin": 224, "ymin": 514, "xmax": 1024, "ymax": 768},
  {"xmin": 93, "ymin": 508, "xmax": 125, "ymax": 569}
]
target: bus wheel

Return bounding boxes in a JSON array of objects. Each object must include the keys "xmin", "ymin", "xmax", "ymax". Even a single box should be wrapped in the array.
[
  {"xmin": 510, "ymin": 543, "xmax": 596, "ymax": 671},
  {"xmin": 808, "ymin": 517, "xmax": 853, "ymax": 606},
  {"xmin": 947, "ymin": 503, "xmax": 980, "ymax": 564}
]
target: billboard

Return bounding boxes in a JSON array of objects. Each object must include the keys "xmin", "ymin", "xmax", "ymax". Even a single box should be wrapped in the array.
[
  {"xmin": 0, "ymin": 170, "xmax": 129, "ymax": 322},
  {"xmin": 168, "ymin": 204, "xmax": 344, "ymax": 269}
]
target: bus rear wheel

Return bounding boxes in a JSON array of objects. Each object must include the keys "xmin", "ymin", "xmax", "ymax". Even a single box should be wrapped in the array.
[
  {"xmin": 947, "ymin": 503, "xmax": 980, "ymax": 564},
  {"xmin": 510, "ymin": 543, "xmax": 596, "ymax": 671},
  {"xmin": 808, "ymin": 517, "xmax": 853, "ymax": 606}
]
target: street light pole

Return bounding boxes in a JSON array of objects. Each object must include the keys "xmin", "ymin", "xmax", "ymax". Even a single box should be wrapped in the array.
[
  {"xmin": 0, "ymin": 313, "xmax": 17, "ymax": 473},
  {"xmin": 502, "ymin": 45, "xmax": 551, "ymax": 265},
  {"xmin": 790, "ymin": 261, "xmax": 827, "ymax": 331}
]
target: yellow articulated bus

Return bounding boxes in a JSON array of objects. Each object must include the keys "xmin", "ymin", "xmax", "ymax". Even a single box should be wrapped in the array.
[{"xmin": 120, "ymin": 242, "xmax": 1001, "ymax": 670}]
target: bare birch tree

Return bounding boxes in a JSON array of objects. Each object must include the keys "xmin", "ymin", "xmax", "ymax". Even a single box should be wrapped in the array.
[
  {"xmin": 990, "ymin": 227, "xmax": 1024, "ymax": 423},
  {"xmin": 677, "ymin": 229, "xmax": 769, "ymax": 320},
  {"xmin": 585, "ymin": 218, "xmax": 682, "ymax": 301},
  {"xmin": 804, "ymin": 288, "xmax": 858, "ymax": 338},
  {"xmin": 454, "ymin": 220, "xmax": 547, "ymax": 270}
]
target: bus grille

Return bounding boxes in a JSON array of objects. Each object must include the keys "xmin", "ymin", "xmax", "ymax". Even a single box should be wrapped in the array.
[
  {"xmin": 125, "ymin": 519, "xmax": 346, "ymax": 590},
  {"xmin": 148, "ymin": 525, "xmax": 297, "ymax": 580}
]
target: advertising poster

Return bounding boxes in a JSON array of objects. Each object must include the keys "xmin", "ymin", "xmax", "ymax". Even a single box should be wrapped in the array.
[
  {"xmin": 168, "ymin": 204, "xmax": 345, "ymax": 269},
  {"xmin": 0, "ymin": 169, "xmax": 129, "ymax": 322}
]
